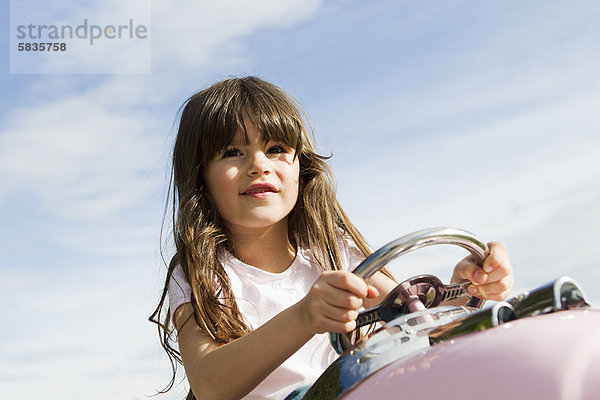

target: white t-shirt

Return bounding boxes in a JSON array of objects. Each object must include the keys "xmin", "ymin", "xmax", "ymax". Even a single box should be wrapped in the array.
[{"xmin": 168, "ymin": 240, "xmax": 365, "ymax": 399}]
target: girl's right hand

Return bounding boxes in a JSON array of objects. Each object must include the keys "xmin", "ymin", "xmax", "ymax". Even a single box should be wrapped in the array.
[{"xmin": 297, "ymin": 271, "xmax": 379, "ymax": 334}]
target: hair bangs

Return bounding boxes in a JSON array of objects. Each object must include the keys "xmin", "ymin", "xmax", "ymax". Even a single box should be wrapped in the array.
[
  {"xmin": 194, "ymin": 97, "xmax": 246, "ymax": 167},
  {"xmin": 243, "ymin": 100, "xmax": 305, "ymax": 156},
  {"xmin": 194, "ymin": 78, "xmax": 306, "ymax": 166}
]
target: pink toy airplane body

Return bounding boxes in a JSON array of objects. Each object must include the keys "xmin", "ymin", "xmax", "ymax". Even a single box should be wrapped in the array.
[{"xmin": 344, "ymin": 309, "xmax": 600, "ymax": 400}]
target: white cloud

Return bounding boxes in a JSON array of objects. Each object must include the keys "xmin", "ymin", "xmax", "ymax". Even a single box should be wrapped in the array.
[
  {"xmin": 12, "ymin": 0, "xmax": 322, "ymax": 73},
  {"xmin": 0, "ymin": 92, "xmax": 165, "ymax": 219},
  {"xmin": 150, "ymin": 0, "xmax": 322, "ymax": 71},
  {"xmin": 0, "ymin": 259, "xmax": 187, "ymax": 400},
  {"xmin": 337, "ymin": 86, "xmax": 599, "ymax": 232}
]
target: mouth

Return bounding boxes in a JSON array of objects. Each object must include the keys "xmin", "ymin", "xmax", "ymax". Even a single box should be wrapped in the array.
[{"xmin": 241, "ymin": 183, "xmax": 277, "ymax": 195}]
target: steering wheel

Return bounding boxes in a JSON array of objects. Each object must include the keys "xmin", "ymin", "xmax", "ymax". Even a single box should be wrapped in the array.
[{"xmin": 330, "ymin": 227, "xmax": 489, "ymax": 354}]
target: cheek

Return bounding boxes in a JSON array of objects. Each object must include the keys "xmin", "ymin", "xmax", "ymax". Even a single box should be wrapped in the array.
[
  {"xmin": 292, "ymin": 162, "xmax": 300, "ymax": 194},
  {"xmin": 209, "ymin": 160, "xmax": 236, "ymax": 181},
  {"xmin": 205, "ymin": 166, "xmax": 237, "ymax": 203}
]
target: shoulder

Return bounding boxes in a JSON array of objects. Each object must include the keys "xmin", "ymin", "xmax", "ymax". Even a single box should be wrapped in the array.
[
  {"xmin": 296, "ymin": 233, "xmax": 369, "ymax": 272},
  {"xmin": 338, "ymin": 235, "xmax": 368, "ymax": 272},
  {"xmin": 168, "ymin": 262, "xmax": 192, "ymax": 321},
  {"xmin": 169, "ymin": 262, "xmax": 190, "ymax": 292}
]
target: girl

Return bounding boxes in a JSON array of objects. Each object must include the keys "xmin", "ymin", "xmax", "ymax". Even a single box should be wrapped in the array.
[{"xmin": 150, "ymin": 76, "xmax": 514, "ymax": 400}]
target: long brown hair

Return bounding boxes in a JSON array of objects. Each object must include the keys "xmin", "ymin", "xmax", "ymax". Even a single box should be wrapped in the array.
[{"xmin": 149, "ymin": 76, "xmax": 384, "ymax": 396}]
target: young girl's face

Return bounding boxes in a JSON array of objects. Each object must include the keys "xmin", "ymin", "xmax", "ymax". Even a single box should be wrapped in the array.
[{"xmin": 203, "ymin": 120, "xmax": 300, "ymax": 233}]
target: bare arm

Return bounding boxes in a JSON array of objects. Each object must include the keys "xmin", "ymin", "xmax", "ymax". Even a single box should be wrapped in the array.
[
  {"xmin": 176, "ymin": 302, "xmax": 312, "ymax": 400},
  {"xmin": 176, "ymin": 271, "xmax": 376, "ymax": 400},
  {"xmin": 363, "ymin": 271, "xmax": 397, "ymax": 309}
]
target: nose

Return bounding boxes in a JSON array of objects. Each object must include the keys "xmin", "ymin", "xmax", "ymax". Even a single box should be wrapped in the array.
[{"xmin": 247, "ymin": 151, "xmax": 271, "ymax": 176}]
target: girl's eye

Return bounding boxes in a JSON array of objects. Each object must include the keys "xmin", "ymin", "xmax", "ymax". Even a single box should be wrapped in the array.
[
  {"xmin": 267, "ymin": 145, "xmax": 286, "ymax": 154},
  {"xmin": 223, "ymin": 148, "xmax": 242, "ymax": 158}
]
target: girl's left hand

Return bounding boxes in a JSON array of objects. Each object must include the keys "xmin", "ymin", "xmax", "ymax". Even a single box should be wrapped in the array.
[{"xmin": 451, "ymin": 241, "xmax": 514, "ymax": 301}]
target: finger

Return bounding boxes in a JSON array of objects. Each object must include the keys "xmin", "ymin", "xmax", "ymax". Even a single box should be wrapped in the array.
[
  {"xmin": 485, "ymin": 265, "xmax": 513, "ymax": 289},
  {"xmin": 454, "ymin": 257, "xmax": 488, "ymax": 285},
  {"xmin": 319, "ymin": 303, "xmax": 359, "ymax": 323},
  {"xmin": 310, "ymin": 304, "xmax": 359, "ymax": 333},
  {"xmin": 366, "ymin": 284, "xmax": 379, "ymax": 299},
  {"xmin": 311, "ymin": 279, "xmax": 364, "ymax": 309},
  {"xmin": 468, "ymin": 276, "xmax": 514, "ymax": 301},
  {"xmin": 482, "ymin": 243, "xmax": 513, "ymax": 289},
  {"xmin": 311, "ymin": 314, "xmax": 357, "ymax": 334},
  {"xmin": 482, "ymin": 242, "xmax": 511, "ymax": 275},
  {"xmin": 325, "ymin": 289, "xmax": 364, "ymax": 310},
  {"xmin": 323, "ymin": 271, "xmax": 369, "ymax": 298},
  {"xmin": 326, "ymin": 319, "xmax": 358, "ymax": 334}
]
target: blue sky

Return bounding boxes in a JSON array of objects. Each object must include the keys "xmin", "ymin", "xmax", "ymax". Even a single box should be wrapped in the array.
[{"xmin": 1, "ymin": 1, "xmax": 599, "ymax": 399}]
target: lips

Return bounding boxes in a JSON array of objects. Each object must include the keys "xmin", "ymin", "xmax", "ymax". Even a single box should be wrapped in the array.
[{"xmin": 242, "ymin": 183, "xmax": 277, "ymax": 196}]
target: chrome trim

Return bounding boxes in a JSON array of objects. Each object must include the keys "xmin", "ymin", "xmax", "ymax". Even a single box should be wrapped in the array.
[
  {"xmin": 428, "ymin": 301, "xmax": 516, "ymax": 344},
  {"xmin": 352, "ymin": 227, "xmax": 488, "ymax": 279},
  {"xmin": 509, "ymin": 276, "xmax": 591, "ymax": 318}
]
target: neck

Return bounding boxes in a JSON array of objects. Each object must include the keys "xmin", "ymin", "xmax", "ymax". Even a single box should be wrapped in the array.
[{"xmin": 227, "ymin": 220, "xmax": 296, "ymax": 273}]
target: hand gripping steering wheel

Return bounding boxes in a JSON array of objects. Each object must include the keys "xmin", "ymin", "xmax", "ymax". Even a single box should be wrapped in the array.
[{"xmin": 330, "ymin": 227, "xmax": 489, "ymax": 354}]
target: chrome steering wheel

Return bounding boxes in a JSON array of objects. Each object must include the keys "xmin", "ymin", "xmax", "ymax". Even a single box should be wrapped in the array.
[{"xmin": 330, "ymin": 227, "xmax": 489, "ymax": 354}]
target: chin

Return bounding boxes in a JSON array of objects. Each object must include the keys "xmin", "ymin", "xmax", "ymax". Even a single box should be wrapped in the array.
[{"xmin": 229, "ymin": 215, "xmax": 289, "ymax": 231}]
